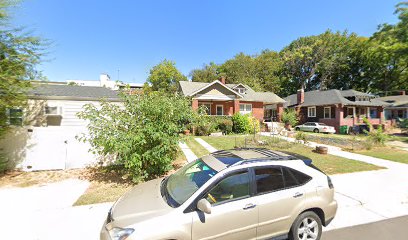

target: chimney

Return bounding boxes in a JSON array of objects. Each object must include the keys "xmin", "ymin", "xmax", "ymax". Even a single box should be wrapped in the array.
[
  {"xmin": 219, "ymin": 76, "xmax": 226, "ymax": 84},
  {"xmin": 297, "ymin": 89, "xmax": 305, "ymax": 105},
  {"xmin": 399, "ymin": 90, "xmax": 406, "ymax": 95}
]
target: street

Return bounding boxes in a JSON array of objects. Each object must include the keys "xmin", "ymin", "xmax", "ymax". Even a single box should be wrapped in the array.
[{"xmin": 322, "ymin": 215, "xmax": 408, "ymax": 240}]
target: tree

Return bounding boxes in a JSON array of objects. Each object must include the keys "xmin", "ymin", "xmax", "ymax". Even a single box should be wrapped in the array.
[
  {"xmin": 254, "ymin": 50, "xmax": 283, "ymax": 94},
  {"xmin": 0, "ymin": 1, "xmax": 45, "ymax": 137},
  {"xmin": 147, "ymin": 59, "xmax": 187, "ymax": 92},
  {"xmin": 189, "ymin": 62, "xmax": 219, "ymax": 83},
  {"xmin": 280, "ymin": 30, "xmax": 368, "ymax": 96},
  {"xmin": 77, "ymin": 92, "xmax": 196, "ymax": 182},
  {"xmin": 365, "ymin": 2, "xmax": 408, "ymax": 94}
]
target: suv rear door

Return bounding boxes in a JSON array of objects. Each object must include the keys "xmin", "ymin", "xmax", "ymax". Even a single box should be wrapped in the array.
[{"xmin": 251, "ymin": 166, "xmax": 312, "ymax": 239}]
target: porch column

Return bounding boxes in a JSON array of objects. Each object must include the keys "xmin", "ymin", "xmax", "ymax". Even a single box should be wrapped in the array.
[
  {"xmin": 192, "ymin": 98, "xmax": 198, "ymax": 111},
  {"xmin": 378, "ymin": 106, "xmax": 384, "ymax": 124},
  {"xmin": 335, "ymin": 104, "xmax": 344, "ymax": 133},
  {"xmin": 366, "ymin": 107, "xmax": 370, "ymax": 119},
  {"xmin": 277, "ymin": 103, "xmax": 283, "ymax": 122},
  {"xmin": 233, "ymin": 99, "xmax": 240, "ymax": 114}
]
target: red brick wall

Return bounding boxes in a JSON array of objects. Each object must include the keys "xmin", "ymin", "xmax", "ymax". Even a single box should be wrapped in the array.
[{"xmin": 240, "ymin": 101, "xmax": 264, "ymax": 120}]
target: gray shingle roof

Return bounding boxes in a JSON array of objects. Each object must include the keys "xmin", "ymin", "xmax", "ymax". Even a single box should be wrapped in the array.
[
  {"xmin": 340, "ymin": 89, "xmax": 375, "ymax": 98},
  {"xmin": 284, "ymin": 89, "xmax": 388, "ymax": 107},
  {"xmin": 178, "ymin": 81, "xmax": 285, "ymax": 104},
  {"xmin": 377, "ymin": 95, "xmax": 408, "ymax": 107},
  {"xmin": 28, "ymin": 84, "xmax": 120, "ymax": 101}
]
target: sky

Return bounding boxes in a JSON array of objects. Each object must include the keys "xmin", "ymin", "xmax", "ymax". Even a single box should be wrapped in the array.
[{"xmin": 11, "ymin": 0, "xmax": 400, "ymax": 84}]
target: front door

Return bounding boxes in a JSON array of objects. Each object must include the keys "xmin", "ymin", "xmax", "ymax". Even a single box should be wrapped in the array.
[{"xmin": 191, "ymin": 170, "xmax": 258, "ymax": 240}]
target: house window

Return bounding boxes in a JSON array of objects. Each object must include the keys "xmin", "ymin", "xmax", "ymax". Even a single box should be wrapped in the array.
[
  {"xmin": 347, "ymin": 107, "xmax": 355, "ymax": 117},
  {"xmin": 45, "ymin": 106, "xmax": 61, "ymax": 115},
  {"xmin": 307, "ymin": 107, "xmax": 316, "ymax": 117},
  {"xmin": 216, "ymin": 105, "xmax": 224, "ymax": 116},
  {"xmin": 7, "ymin": 108, "xmax": 23, "ymax": 126},
  {"xmin": 324, "ymin": 107, "xmax": 331, "ymax": 119},
  {"xmin": 239, "ymin": 104, "xmax": 252, "ymax": 115},
  {"xmin": 198, "ymin": 103, "xmax": 211, "ymax": 115},
  {"xmin": 235, "ymin": 88, "xmax": 246, "ymax": 94},
  {"xmin": 370, "ymin": 108, "xmax": 377, "ymax": 118}
]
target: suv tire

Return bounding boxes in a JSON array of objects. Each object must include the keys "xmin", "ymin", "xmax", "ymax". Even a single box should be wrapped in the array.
[
  {"xmin": 289, "ymin": 211, "xmax": 322, "ymax": 240},
  {"xmin": 313, "ymin": 128, "xmax": 319, "ymax": 133}
]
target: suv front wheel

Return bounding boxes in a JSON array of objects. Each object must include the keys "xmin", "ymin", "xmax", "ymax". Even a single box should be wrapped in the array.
[{"xmin": 289, "ymin": 211, "xmax": 322, "ymax": 240}]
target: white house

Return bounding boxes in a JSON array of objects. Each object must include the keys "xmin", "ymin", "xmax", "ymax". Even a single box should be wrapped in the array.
[{"xmin": 0, "ymin": 80, "xmax": 124, "ymax": 171}]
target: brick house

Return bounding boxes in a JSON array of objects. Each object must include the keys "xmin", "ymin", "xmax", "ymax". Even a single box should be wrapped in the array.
[
  {"xmin": 178, "ymin": 77, "xmax": 285, "ymax": 122},
  {"xmin": 377, "ymin": 92, "xmax": 408, "ymax": 120},
  {"xmin": 284, "ymin": 89, "xmax": 391, "ymax": 133}
]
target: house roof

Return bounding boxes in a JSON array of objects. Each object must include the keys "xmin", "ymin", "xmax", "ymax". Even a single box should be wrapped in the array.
[
  {"xmin": 28, "ymin": 84, "xmax": 121, "ymax": 101},
  {"xmin": 340, "ymin": 89, "xmax": 375, "ymax": 98},
  {"xmin": 284, "ymin": 89, "xmax": 388, "ymax": 107},
  {"xmin": 377, "ymin": 95, "xmax": 408, "ymax": 107},
  {"xmin": 178, "ymin": 80, "xmax": 285, "ymax": 104}
]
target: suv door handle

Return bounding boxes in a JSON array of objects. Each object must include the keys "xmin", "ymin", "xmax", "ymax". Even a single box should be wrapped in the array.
[
  {"xmin": 243, "ymin": 203, "xmax": 256, "ymax": 210},
  {"xmin": 293, "ymin": 192, "xmax": 303, "ymax": 198}
]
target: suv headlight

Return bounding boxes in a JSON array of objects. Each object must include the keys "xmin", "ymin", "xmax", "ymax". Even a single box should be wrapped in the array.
[{"xmin": 109, "ymin": 227, "xmax": 135, "ymax": 240}]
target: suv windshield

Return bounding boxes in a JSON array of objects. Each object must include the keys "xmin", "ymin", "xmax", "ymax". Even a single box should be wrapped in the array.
[{"xmin": 164, "ymin": 159, "xmax": 217, "ymax": 207}]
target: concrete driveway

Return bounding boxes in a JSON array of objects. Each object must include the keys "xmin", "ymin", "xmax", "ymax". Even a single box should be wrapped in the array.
[{"xmin": 0, "ymin": 179, "xmax": 111, "ymax": 240}]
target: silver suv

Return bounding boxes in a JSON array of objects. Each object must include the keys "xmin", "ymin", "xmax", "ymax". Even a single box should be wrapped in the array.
[{"xmin": 101, "ymin": 148, "xmax": 337, "ymax": 240}]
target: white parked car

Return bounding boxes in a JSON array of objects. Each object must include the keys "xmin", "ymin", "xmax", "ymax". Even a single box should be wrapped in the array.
[{"xmin": 295, "ymin": 122, "xmax": 336, "ymax": 134}]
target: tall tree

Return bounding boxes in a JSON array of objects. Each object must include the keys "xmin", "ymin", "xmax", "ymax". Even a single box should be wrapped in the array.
[
  {"xmin": 254, "ymin": 50, "xmax": 283, "ymax": 94},
  {"xmin": 147, "ymin": 59, "xmax": 187, "ymax": 92},
  {"xmin": 365, "ymin": 1, "xmax": 408, "ymax": 94},
  {"xmin": 189, "ymin": 62, "xmax": 219, "ymax": 83},
  {"xmin": 0, "ymin": 0, "xmax": 45, "ymax": 137}
]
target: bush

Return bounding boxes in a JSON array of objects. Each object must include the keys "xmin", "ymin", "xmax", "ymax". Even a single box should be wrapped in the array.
[
  {"xmin": 217, "ymin": 118, "xmax": 233, "ymax": 134},
  {"xmin": 282, "ymin": 109, "xmax": 298, "ymax": 127},
  {"xmin": 248, "ymin": 115, "xmax": 260, "ymax": 134},
  {"xmin": 295, "ymin": 131, "xmax": 308, "ymax": 143},
  {"xmin": 232, "ymin": 113, "xmax": 251, "ymax": 134},
  {"xmin": 77, "ymin": 92, "xmax": 195, "ymax": 182},
  {"xmin": 363, "ymin": 118, "xmax": 388, "ymax": 146},
  {"xmin": 398, "ymin": 118, "xmax": 408, "ymax": 133}
]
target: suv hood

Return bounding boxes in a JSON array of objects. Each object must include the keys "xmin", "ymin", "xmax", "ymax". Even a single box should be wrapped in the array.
[{"xmin": 111, "ymin": 178, "xmax": 172, "ymax": 224}]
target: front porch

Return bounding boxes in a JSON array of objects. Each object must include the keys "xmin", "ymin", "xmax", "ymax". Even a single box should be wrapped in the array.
[{"xmin": 191, "ymin": 99, "xmax": 283, "ymax": 122}]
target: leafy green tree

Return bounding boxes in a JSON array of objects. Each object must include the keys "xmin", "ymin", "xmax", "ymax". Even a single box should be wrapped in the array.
[
  {"xmin": 0, "ymin": 0, "xmax": 45, "ymax": 138},
  {"xmin": 366, "ymin": 2, "xmax": 408, "ymax": 93},
  {"xmin": 190, "ymin": 62, "xmax": 219, "ymax": 83},
  {"xmin": 254, "ymin": 50, "xmax": 283, "ymax": 94},
  {"xmin": 147, "ymin": 59, "xmax": 187, "ymax": 92},
  {"xmin": 77, "ymin": 92, "xmax": 196, "ymax": 182}
]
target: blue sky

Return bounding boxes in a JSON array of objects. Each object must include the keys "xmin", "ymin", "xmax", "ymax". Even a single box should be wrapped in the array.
[{"xmin": 12, "ymin": 0, "xmax": 400, "ymax": 83}]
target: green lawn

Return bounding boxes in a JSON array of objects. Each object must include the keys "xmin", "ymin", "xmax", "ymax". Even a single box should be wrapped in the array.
[
  {"xmin": 202, "ymin": 135, "xmax": 384, "ymax": 175},
  {"xmin": 355, "ymin": 147, "xmax": 408, "ymax": 164},
  {"xmin": 184, "ymin": 137, "xmax": 210, "ymax": 158}
]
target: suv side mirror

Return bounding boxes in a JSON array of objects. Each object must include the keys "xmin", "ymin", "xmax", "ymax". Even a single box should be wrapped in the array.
[{"xmin": 197, "ymin": 199, "xmax": 211, "ymax": 214}]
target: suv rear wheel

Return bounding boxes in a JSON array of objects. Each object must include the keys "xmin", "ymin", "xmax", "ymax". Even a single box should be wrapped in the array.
[{"xmin": 289, "ymin": 211, "xmax": 322, "ymax": 240}]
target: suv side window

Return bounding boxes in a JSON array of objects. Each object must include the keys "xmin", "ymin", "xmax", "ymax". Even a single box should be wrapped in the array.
[
  {"xmin": 206, "ymin": 170, "xmax": 250, "ymax": 205},
  {"xmin": 283, "ymin": 167, "xmax": 312, "ymax": 188},
  {"xmin": 254, "ymin": 167, "xmax": 285, "ymax": 194}
]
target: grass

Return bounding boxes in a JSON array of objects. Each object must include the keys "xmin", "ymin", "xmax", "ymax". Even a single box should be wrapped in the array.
[
  {"xmin": 202, "ymin": 135, "xmax": 384, "ymax": 175},
  {"xmin": 73, "ymin": 181, "xmax": 132, "ymax": 206},
  {"xmin": 184, "ymin": 137, "xmax": 210, "ymax": 158},
  {"xmin": 355, "ymin": 147, "xmax": 408, "ymax": 164}
]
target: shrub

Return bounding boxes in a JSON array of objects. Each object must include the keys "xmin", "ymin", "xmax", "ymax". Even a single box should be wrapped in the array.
[
  {"xmin": 398, "ymin": 118, "xmax": 408, "ymax": 134},
  {"xmin": 0, "ymin": 153, "xmax": 8, "ymax": 174},
  {"xmin": 282, "ymin": 109, "xmax": 298, "ymax": 127},
  {"xmin": 248, "ymin": 115, "xmax": 260, "ymax": 134},
  {"xmin": 77, "ymin": 92, "xmax": 195, "ymax": 182},
  {"xmin": 217, "ymin": 118, "xmax": 233, "ymax": 134},
  {"xmin": 232, "ymin": 113, "xmax": 251, "ymax": 134},
  {"xmin": 295, "ymin": 131, "xmax": 308, "ymax": 143},
  {"xmin": 363, "ymin": 118, "xmax": 388, "ymax": 146}
]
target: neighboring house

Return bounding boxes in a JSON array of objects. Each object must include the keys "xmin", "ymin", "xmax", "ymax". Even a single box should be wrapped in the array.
[
  {"xmin": 67, "ymin": 73, "xmax": 144, "ymax": 90},
  {"xmin": 178, "ymin": 77, "xmax": 285, "ymax": 122},
  {"xmin": 377, "ymin": 92, "xmax": 408, "ymax": 120},
  {"xmin": 0, "ymin": 82, "xmax": 122, "ymax": 171},
  {"xmin": 284, "ymin": 89, "xmax": 390, "ymax": 133}
]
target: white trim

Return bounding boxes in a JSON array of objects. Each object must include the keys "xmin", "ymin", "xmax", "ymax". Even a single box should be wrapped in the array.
[
  {"xmin": 324, "ymin": 107, "xmax": 331, "ymax": 119},
  {"xmin": 198, "ymin": 103, "xmax": 212, "ymax": 115},
  {"xmin": 195, "ymin": 94, "xmax": 235, "ymax": 100},
  {"xmin": 240, "ymin": 103, "xmax": 252, "ymax": 115},
  {"xmin": 307, "ymin": 106, "xmax": 316, "ymax": 117},
  {"xmin": 187, "ymin": 80, "xmax": 244, "ymax": 98},
  {"xmin": 347, "ymin": 107, "xmax": 356, "ymax": 118},
  {"xmin": 216, "ymin": 105, "xmax": 224, "ymax": 116}
]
